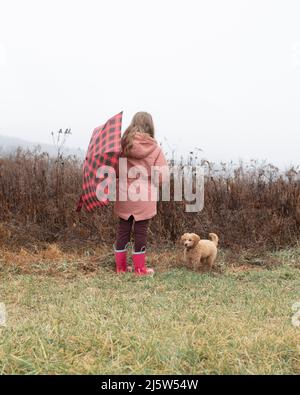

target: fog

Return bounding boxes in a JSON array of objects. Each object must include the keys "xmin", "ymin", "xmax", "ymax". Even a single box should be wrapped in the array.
[{"xmin": 0, "ymin": 0, "xmax": 299, "ymax": 167}]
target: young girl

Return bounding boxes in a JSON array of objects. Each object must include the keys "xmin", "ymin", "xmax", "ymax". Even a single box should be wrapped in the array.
[{"xmin": 114, "ymin": 112, "xmax": 168, "ymax": 276}]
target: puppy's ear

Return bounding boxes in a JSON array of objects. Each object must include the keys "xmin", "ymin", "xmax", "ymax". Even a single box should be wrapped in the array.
[{"xmin": 192, "ymin": 234, "xmax": 200, "ymax": 244}]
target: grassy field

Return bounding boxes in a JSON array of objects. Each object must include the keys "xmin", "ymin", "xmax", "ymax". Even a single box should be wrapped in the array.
[{"xmin": 0, "ymin": 248, "xmax": 300, "ymax": 375}]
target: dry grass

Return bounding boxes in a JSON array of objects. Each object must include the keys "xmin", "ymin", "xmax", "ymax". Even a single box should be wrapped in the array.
[
  {"xmin": 0, "ymin": 241, "xmax": 294, "ymax": 278},
  {"xmin": 0, "ymin": 150, "xmax": 299, "ymax": 252},
  {"xmin": 1, "ymin": 239, "xmax": 300, "ymax": 281},
  {"xmin": 1, "ymin": 148, "xmax": 299, "ymax": 375},
  {"xmin": 0, "ymin": 247, "xmax": 300, "ymax": 375}
]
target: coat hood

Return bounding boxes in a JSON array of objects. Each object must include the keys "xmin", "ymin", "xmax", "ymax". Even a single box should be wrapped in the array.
[{"xmin": 127, "ymin": 132, "xmax": 158, "ymax": 159}]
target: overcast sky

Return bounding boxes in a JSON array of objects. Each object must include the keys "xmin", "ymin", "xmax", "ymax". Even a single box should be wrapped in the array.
[{"xmin": 0, "ymin": 0, "xmax": 299, "ymax": 167}]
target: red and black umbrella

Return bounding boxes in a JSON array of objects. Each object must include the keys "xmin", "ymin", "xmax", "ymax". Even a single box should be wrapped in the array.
[{"xmin": 77, "ymin": 112, "xmax": 123, "ymax": 212}]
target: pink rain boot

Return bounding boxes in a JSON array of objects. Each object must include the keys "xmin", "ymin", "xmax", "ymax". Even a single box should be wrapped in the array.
[
  {"xmin": 132, "ymin": 251, "xmax": 154, "ymax": 276},
  {"xmin": 114, "ymin": 244, "xmax": 132, "ymax": 274}
]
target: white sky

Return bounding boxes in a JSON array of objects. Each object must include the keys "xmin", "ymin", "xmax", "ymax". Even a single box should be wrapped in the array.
[{"xmin": 0, "ymin": 0, "xmax": 299, "ymax": 167}]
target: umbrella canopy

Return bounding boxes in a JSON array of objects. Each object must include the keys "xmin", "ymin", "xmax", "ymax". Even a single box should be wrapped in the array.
[{"xmin": 77, "ymin": 112, "xmax": 123, "ymax": 212}]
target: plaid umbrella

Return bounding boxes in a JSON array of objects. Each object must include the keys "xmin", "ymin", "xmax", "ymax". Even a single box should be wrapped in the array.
[{"xmin": 76, "ymin": 112, "xmax": 123, "ymax": 212}]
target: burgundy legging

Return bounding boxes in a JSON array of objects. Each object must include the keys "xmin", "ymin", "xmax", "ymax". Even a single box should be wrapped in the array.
[{"xmin": 116, "ymin": 216, "xmax": 149, "ymax": 252}]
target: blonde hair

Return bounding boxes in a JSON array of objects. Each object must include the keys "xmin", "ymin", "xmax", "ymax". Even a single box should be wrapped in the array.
[{"xmin": 121, "ymin": 112, "xmax": 155, "ymax": 156}]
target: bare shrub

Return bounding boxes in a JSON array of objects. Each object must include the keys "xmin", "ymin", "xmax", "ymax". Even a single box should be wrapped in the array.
[{"xmin": 0, "ymin": 150, "xmax": 299, "ymax": 251}]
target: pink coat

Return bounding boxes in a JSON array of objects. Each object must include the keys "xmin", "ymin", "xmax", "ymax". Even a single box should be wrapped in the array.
[{"xmin": 114, "ymin": 132, "xmax": 168, "ymax": 221}]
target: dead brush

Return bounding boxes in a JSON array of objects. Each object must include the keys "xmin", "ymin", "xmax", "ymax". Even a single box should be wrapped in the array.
[{"xmin": 0, "ymin": 149, "xmax": 299, "ymax": 254}]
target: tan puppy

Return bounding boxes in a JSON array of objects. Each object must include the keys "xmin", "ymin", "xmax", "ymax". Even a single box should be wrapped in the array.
[{"xmin": 181, "ymin": 233, "xmax": 219, "ymax": 271}]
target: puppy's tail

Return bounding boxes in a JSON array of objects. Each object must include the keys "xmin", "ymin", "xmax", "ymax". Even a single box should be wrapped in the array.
[{"xmin": 209, "ymin": 233, "xmax": 219, "ymax": 246}]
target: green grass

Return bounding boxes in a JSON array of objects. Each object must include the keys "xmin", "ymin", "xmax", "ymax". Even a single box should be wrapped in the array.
[{"xmin": 0, "ymin": 250, "xmax": 300, "ymax": 375}]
